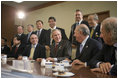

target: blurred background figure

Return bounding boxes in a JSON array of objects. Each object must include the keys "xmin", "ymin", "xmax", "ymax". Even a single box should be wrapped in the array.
[{"xmin": 1, "ymin": 37, "xmax": 10, "ymax": 56}]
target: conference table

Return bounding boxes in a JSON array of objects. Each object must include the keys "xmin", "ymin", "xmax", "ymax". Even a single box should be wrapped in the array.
[{"xmin": 1, "ymin": 59, "xmax": 116, "ymax": 78}]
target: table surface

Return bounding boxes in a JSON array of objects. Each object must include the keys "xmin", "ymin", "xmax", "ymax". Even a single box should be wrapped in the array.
[{"xmin": 1, "ymin": 60, "xmax": 117, "ymax": 78}]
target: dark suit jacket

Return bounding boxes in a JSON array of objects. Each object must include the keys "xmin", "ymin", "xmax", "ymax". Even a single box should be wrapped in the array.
[
  {"xmin": 75, "ymin": 38, "xmax": 102, "ymax": 63},
  {"xmin": 26, "ymin": 31, "xmax": 35, "ymax": 45},
  {"xmin": 11, "ymin": 44, "xmax": 25, "ymax": 59},
  {"xmin": 90, "ymin": 24, "xmax": 102, "ymax": 43},
  {"xmin": 34, "ymin": 29, "xmax": 48, "ymax": 46},
  {"xmin": 1, "ymin": 45, "xmax": 10, "ymax": 56},
  {"xmin": 50, "ymin": 40, "xmax": 72, "ymax": 61},
  {"xmin": 11, "ymin": 33, "xmax": 27, "ymax": 46},
  {"xmin": 110, "ymin": 65, "xmax": 117, "ymax": 76},
  {"xmin": 88, "ymin": 44, "xmax": 116, "ymax": 68},
  {"xmin": 69, "ymin": 20, "xmax": 89, "ymax": 45},
  {"xmin": 46, "ymin": 27, "xmax": 68, "ymax": 46},
  {"xmin": 22, "ymin": 44, "xmax": 46, "ymax": 60}
]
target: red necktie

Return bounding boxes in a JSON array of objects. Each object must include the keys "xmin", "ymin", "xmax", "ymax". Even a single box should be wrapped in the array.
[
  {"xmin": 15, "ymin": 47, "xmax": 18, "ymax": 53},
  {"xmin": 54, "ymin": 44, "xmax": 58, "ymax": 53}
]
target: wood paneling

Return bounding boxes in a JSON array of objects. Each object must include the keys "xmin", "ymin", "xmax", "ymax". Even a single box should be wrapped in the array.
[
  {"xmin": 1, "ymin": 4, "xmax": 17, "ymax": 48},
  {"xmin": 83, "ymin": 11, "xmax": 110, "ymax": 23}
]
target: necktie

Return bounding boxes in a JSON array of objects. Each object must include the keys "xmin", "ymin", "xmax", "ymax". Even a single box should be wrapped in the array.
[
  {"xmin": 80, "ymin": 44, "xmax": 83, "ymax": 53},
  {"xmin": 29, "ymin": 46, "xmax": 35, "ymax": 59},
  {"xmin": 90, "ymin": 28, "xmax": 94, "ymax": 38},
  {"xmin": 54, "ymin": 44, "xmax": 58, "ymax": 53},
  {"xmin": 15, "ymin": 47, "xmax": 18, "ymax": 53},
  {"xmin": 27, "ymin": 33, "xmax": 31, "ymax": 42},
  {"xmin": 38, "ymin": 30, "xmax": 41, "ymax": 37}
]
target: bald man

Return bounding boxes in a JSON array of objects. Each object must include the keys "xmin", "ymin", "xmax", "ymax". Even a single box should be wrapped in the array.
[
  {"xmin": 18, "ymin": 34, "xmax": 46, "ymax": 60},
  {"xmin": 71, "ymin": 24, "xmax": 102, "ymax": 67}
]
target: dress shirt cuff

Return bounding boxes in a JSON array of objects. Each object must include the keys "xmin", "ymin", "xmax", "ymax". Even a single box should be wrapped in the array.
[
  {"xmin": 96, "ymin": 62, "xmax": 102, "ymax": 68},
  {"xmin": 53, "ymin": 58, "xmax": 57, "ymax": 62},
  {"xmin": 85, "ymin": 62, "xmax": 87, "ymax": 67}
]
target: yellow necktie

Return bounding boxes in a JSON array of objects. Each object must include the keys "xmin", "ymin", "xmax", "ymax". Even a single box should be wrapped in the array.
[
  {"xmin": 29, "ymin": 46, "xmax": 35, "ymax": 59},
  {"xmin": 90, "ymin": 28, "xmax": 94, "ymax": 38}
]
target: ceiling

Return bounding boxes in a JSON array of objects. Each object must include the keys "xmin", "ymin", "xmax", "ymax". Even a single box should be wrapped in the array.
[{"xmin": 1, "ymin": 1, "xmax": 51, "ymax": 11}]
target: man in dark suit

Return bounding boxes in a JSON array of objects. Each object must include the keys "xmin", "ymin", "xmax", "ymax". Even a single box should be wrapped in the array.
[
  {"xmin": 34, "ymin": 20, "xmax": 49, "ymax": 50},
  {"xmin": 46, "ymin": 29, "xmax": 71, "ymax": 62},
  {"xmin": 88, "ymin": 14, "xmax": 102, "ymax": 43},
  {"xmin": 46, "ymin": 16, "xmax": 68, "ymax": 46},
  {"xmin": 26, "ymin": 24, "xmax": 35, "ymax": 45},
  {"xmin": 71, "ymin": 24, "xmax": 102, "ymax": 66},
  {"xmin": 69, "ymin": 9, "xmax": 89, "ymax": 47},
  {"xmin": 10, "ymin": 35, "xmax": 25, "ymax": 59},
  {"xmin": 1, "ymin": 37, "xmax": 10, "ymax": 56},
  {"xmin": 90, "ymin": 17, "xmax": 117, "ymax": 76},
  {"xmin": 18, "ymin": 34, "xmax": 46, "ymax": 60},
  {"xmin": 11, "ymin": 25, "xmax": 27, "ymax": 46}
]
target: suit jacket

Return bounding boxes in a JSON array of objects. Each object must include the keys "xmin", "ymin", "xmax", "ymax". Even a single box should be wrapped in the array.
[
  {"xmin": 34, "ymin": 29, "xmax": 48, "ymax": 46},
  {"xmin": 88, "ymin": 44, "xmax": 116, "ymax": 68},
  {"xmin": 46, "ymin": 27, "xmax": 68, "ymax": 46},
  {"xmin": 1, "ymin": 45, "xmax": 10, "ymax": 56},
  {"xmin": 11, "ymin": 44, "xmax": 25, "ymax": 59},
  {"xmin": 110, "ymin": 65, "xmax": 117, "ymax": 76},
  {"xmin": 26, "ymin": 31, "xmax": 35, "ymax": 45},
  {"xmin": 22, "ymin": 44, "xmax": 46, "ymax": 60},
  {"xmin": 69, "ymin": 20, "xmax": 89, "ymax": 45},
  {"xmin": 90, "ymin": 24, "xmax": 102, "ymax": 43},
  {"xmin": 11, "ymin": 33, "xmax": 27, "ymax": 46},
  {"xmin": 75, "ymin": 38, "xmax": 102, "ymax": 63},
  {"xmin": 50, "ymin": 40, "xmax": 72, "ymax": 61}
]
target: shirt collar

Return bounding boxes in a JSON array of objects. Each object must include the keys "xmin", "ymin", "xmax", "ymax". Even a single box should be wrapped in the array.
[
  {"xmin": 92, "ymin": 24, "xmax": 98, "ymax": 30},
  {"xmin": 16, "ymin": 44, "xmax": 20, "ymax": 48},
  {"xmin": 113, "ymin": 43, "xmax": 117, "ymax": 48},
  {"xmin": 38, "ymin": 28, "xmax": 42, "ymax": 32},
  {"xmin": 51, "ymin": 26, "xmax": 56, "ymax": 30},
  {"xmin": 18, "ymin": 34, "xmax": 22, "ymax": 36},
  {"xmin": 81, "ymin": 35, "xmax": 89, "ymax": 47},
  {"xmin": 31, "ymin": 44, "xmax": 37, "ymax": 48}
]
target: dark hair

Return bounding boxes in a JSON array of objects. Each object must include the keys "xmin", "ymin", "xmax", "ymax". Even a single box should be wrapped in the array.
[
  {"xmin": 36, "ymin": 20, "xmax": 43, "ymax": 25},
  {"xmin": 14, "ymin": 35, "xmax": 21, "ymax": 41},
  {"xmin": 2, "ymin": 37, "xmax": 7, "ymax": 42},
  {"xmin": 76, "ymin": 9, "xmax": 82, "ymax": 12},
  {"xmin": 27, "ymin": 24, "xmax": 34, "ymax": 28},
  {"xmin": 17, "ymin": 25, "xmax": 24, "ymax": 29},
  {"xmin": 48, "ymin": 16, "xmax": 56, "ymax": 22}
]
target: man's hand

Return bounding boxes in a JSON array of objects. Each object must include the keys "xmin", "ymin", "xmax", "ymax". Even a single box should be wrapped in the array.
[
  {"xmin": 45, "ymin": 45, "xmax": 50, "ymax": 51},
  {"xmin": 36, "ymin": 58, "xmax": 42, "ymax": 62},
  {"xmin": 46, "ymin": 57, "xmax": 54, "ymax": 62},
  {"xmin": 71, "ymin": 59, "xmax": 85, "ymax": 66},
  {"xmin": 18, "ymin": 56, "xmax": 22, "ymax": 60},
  {"xmin": 99, "ymin": 62, "xmax": 111, "ymax": 74},
  {"xmin": 91, "ymin": 68, "xmax": 102, "ymax": 73}
]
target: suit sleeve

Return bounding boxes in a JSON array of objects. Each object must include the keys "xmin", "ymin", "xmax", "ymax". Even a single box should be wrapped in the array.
[
  {"xmin": 109, "ymin": 65, "xmax": 117, "ymax": 76},
  {"xmin": 40, "ymin": 46, "xmax": 46, "ymax": 58},
  {"xmin": 87, "ymin": 44, "xmax": 105, "ymax": 68}
]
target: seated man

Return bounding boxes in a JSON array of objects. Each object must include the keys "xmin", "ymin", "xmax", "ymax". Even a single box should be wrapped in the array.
[
  {"xmin": 89, "ymin": 17, "xmax": 117, "ymax": 76},
  {"xmin": 18, "ymin": 34, "xmax": 46, "ymax": 60},
  {"xmin": 71, "ymin": 24, "xmax": 102, "ymax": 66},
  {"xmin": 11, "ymin": 35, "xmax": 25, "ymax": 59},
  {"xmin": 46, "ymin": 29, "xmax": 71, "ymax": 62},
  {"xmin": 1, "ymin": 37, "xmax": 10, "ymax": 56}
]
